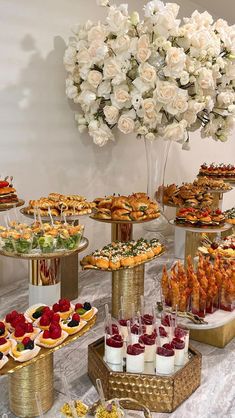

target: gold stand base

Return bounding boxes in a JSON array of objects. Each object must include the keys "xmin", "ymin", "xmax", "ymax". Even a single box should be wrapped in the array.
[
  {"xmin": 9, "ymin": 353, "xmax": 54, "ymax": 417},
  {"xmin": 190, "ymin": 318, "xmax": 235, "ymax": 348},
  {"xmin": 112, "ymin": 264, "xmax": 145, "ymax": 318},
  {"xmin": 61, "ymin": 253, "xmax": 79, "ymax": 300},
  {"xmin": 111, "ymin": 223, "xmax": 133, "ymax": 242},
  {"xmin": 185, "ymin": 231, "xmax": 202, "ymax": 265}
]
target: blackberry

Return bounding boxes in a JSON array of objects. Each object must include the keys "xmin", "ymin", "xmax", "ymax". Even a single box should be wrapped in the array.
[
  {"xmin": 0, "ymin": 352, "xmax": 3, "ymax": 360},
  {"xmin": 25, "ymin": 341, "xmax": 34, "ymax": 350},
  {"xmin": 83, "ymin": 302, "xmax": 91, "ymax": 311},
  {"xmin": 0, "ymin": 329, "xmax": 4, "ymax": 336},
  {"xmin": 68, "ymin": 320, "xmax": 79, "ymax": 327}
]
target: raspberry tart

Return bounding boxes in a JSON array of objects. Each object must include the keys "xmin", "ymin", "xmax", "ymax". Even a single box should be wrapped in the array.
[
  {"xmin": 52, "ymin": 299, "xmax": 74, "ymax": 320},
  {"xmin": 10, "ymin": 337, "xmax": 40, "ymax": 362},
  {"xmin": 61, "ymin": 313, "xmax": 87, "ymax": 335},
  {"xmin": 25, "ymin": 304, "xmax": 47, "ymax": 322},
  {"xmin": 35, "ymin": 322, "xmax": 68, "ymax": 348},
  {"xmin": 5, "ymin": 310, "xmax": 29, "ymax": 332},
  {"xmin": 0, "ymin": 321, "xmax": 9, "ymax": 338},
  {"xmin": 0, "ymin": 337, "xmax": 11, "ymax": 355},
  {"xmin": 74, "ymin": 302, "xmax": 97, "ymax": 321},
  {"xmin": 11, "ymin": 321, "xmax": 40, "ymax": 343},
  {"xmin": 36, "ymin": 308, "xmax": 60, "ymax": 331}
]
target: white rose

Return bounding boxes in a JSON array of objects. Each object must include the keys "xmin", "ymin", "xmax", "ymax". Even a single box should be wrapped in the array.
[
  {"xmin": 142, "ymin": 98, "xmax": 155, "ymax": 116},
  {"xmin": 96, "ymin": 0, "xmax": 109, "ymax": 6},
  {"xmin": 89, "ymin": 120, "xmax": 114, "ymax": 146},
  {"xmin": 137, "ymin": 125, "xmax": 148, "ymax": 136},
  {"xmin": 66, "ymin": 85, "xmax": 78, "ymax": 100},
  {"xmin": 139, "ymin": 63, "xmax": 156, "ymax": 84},
  {"xmin": 110, "ymin": 35, "xmax": 130, "ymax": 54},
  {"xmin": 107, "ymin": 5, "xmax": 129, "ymax": 35},
  {"xmin": 180, "ymin": 71, "xmax": 190, "ymax": 86},
  {"xmin": 97, "ymin": 81, "xmax": 111, "ymax": 98},
  {"xmin": 162, "ymin": 121, "xmax": 186, "ymax": 142},
  {"xmin": 103, "ymin": 58, "xmax": 121, "ymax": 79},
  {"xmin": 103, "ymin": 105, "xmax": 119, "ymax": 124},
  {"xmin": 138, "ymin": 35, "xmax": 150, "ymax": 50},
  {"xmin": 88, "ymin": 24, "xmax": 107, "ymax": 43},
  {"xmin": 164, "ymin": 47, "xmax": 186, "ymax": 78},
  {"xmin": 153, "ymin": 9, "xmax": 180, "ymax": 38},
  {"xmin": 136, "ymin": 48, "xmax": 151, "ymax": 63},
  {"xmin": 118, "ymin": 114, "xmax": 135, "ymax": 134},
  {"xmin": 87, "ymin": 70, "xmax": 102, "ymax": 89},
  {"xmin": 78, "ymin": 90, "xmax": 96, "ymax": 106},
  {"xmin": 77, "ymin": 48, "xmax": 90, "ymax": 65},
  {"xmin": 154, "ymin": 80, "xmax": 177, "ymax": 104},
  {"xmin": 145, "ymin": 132, "xmax": 156, "ymax": 140},
  {"xmin": 198, "ymin": 68, "xmax": 215, "ymax": 90},
  {"xmin": 114, "ymin": 88, "xmax": 129, "ymax": 104},
  {"xmin": 217, "ymin": 91, "xmax": 235, "ymax": 107},
  {"xmin": 64, "ymin": 46, "xmax": 77, "ymax": 72},
  {"xmin": 88, "ymin": 40, "xmax": 108, "ymax": 61},
  {"xmin": 166, "ymin": 90, "xmax": 188, "ymax": 115},
  {"xmin": 190, "ymin": 10, "xmax": 213, "ymax": 27}
]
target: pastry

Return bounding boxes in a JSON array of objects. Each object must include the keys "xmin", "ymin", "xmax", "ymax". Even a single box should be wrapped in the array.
[
  {"xmin": 194, "ymin": 176, "xmax": 232, "ymax": 191},
  {"xmin": 11, "ymin": 321, "xmax": 40, "ymax": 342},
  {"xmin": 224, "ymin": 207, "xmax": 235, "ymax": 224},
  {"xmin": 36, "ymin": 308, "xmax": 61, "ymax": 330},
  {"xmin": 10, "ymin": 338, "xmax": 40, "ymax": 362},
  {"xmin": 0, "ymin": 177, "xmax": 20, "ymax": 205},
  {"xmin": 61, "ymin": 313, "xmax": 87, "ymax": 335},
  {"xmin": 0, "ymin": 337, "xmax": 11, "ymax": 355},
  {"xmin": 157, "ymin": 183, "xmax": 214, "ymax": 208},
  {"xmin": 61, "ymin": 400, "xmax": 89, "ymax": 417},
  {"xmin": 74, "ymin": 302, "xmax": 97, "ymax": 321},
  {"xmin": 52, "ymin": 299, "xmax": 74, "ymax": 320},
  {"xmin": 0, "ymin": 321, "xmax": 9, "ymax": 338},
  {"xmin": 175, "ymin": 207, "xmax": 225, "ymax": 227},
  {"xmin": 5, "ymin": 310, "xmax": 29, "ymax": 332},
  {"xmin": 199, "ymin": 163, "xmax": 235, "ymax": 178},
  {"xmin": 95, "ymin": 402, "xmax": 124, "ymax": 418},
  {"xmin": 111, "ymin": 209, "xmax": 132, "ymax": 221},
  {"xmin": 35, "ymin": 323, "xmax": 68, "ymax": 348}
]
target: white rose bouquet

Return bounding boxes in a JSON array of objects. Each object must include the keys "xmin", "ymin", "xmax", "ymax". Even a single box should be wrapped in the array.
[{"xmin": 64, "ymin": 0, "xmax": 235, "ymax": 147}]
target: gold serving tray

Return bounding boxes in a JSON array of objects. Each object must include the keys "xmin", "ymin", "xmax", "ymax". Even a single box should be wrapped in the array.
[
  {"xmin": 0, "ymin": 199, "xmax": 25, "ymax": 212},
  {"xmin": 20, "ymin": 207, "xmax": 92, "ymax": 221},
  {"xmin": 170, "ymin": 219, "xmax": 231, "ymax": 232},
  {"xmin": 0, "ymin": 315, "xmax": 96, "ymax": 375},
  {"xmin": 90, "ymin": 214, "xmax": 160, "ymax": 224},
  {"xmin": 0, "ymin": 237, "xmax": 89, "ymax": 260},
  {"xmin": 81, "ymin": 247, "xmax": 166, "ymax": 272}
]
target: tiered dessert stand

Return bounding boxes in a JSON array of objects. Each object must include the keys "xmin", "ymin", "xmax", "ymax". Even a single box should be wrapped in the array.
[
  {"xmin": 89, "ymin": 215, "xmax": 165, "ymax": 318},
  {"xmin": 0, "ymin": 315, "xmax": 96, "ymax": 417},
  {"xmin": 0, "ymin": 200, "xmax": 25, "ymax": 212}
]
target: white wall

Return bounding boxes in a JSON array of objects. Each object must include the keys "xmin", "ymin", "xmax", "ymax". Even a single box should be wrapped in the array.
[{"xmin": 0, "ymin": 0, "xmax": 234, "ymax": 285}]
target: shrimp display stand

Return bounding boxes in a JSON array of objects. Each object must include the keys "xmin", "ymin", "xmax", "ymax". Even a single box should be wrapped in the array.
[
  {"xmin": 0, "ymin": 238, "xmax": 89, "ymax": 306},
  {"xmin": 0, "ymin": 315, "xmax": 97, "ymax": 417}
]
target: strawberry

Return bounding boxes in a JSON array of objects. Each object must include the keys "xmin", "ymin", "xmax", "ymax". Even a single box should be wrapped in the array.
[
  {"xmin": 43, "ymin": 330, "xmax": 50, "ymax": 339},
  {"xmin": 14, "ymin": 326, "xmax": 25, "ymax": 337},
  {"xmin": 0, "ymin": 180, "xmax": 9, "ymax": 188},
  {"xmin": 40, "ymin": 315, "xmax": 51, "ymax": 326},
  {"xmin": 0, "ymin": 337, "xmax": 7, "ymax": 345},
  {"xmin": 22, "ymin": 337, "xmax": 31, "ymax": 346},
  {"xmin": 72, "ymin": 313, "xmax": 80, "ymax": 323}
]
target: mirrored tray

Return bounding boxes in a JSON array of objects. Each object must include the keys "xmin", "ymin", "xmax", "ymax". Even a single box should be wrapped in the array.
[
  {"xmin": 81, "ymin": 246, "xmax": 166, "ymax": 272},
  {"xmin": 0, "ymin": 314, "xmax": 97, "ymax": 375},
  {"xmin": 0, "ymin": 199, "xmax": 25, "ymax": 212},
  {"xmin": 0, "ymin": 237, "xmax": 89, "ymax": 260}
]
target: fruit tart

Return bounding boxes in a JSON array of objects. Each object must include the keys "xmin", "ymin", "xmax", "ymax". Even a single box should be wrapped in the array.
[
  {"xmin": 10, "ymin": 337, "xmax": 40, "ymax": 362},
  {"xmin": 0, "ymin": 321, "xmax": 9, "ymax": 338},
  {"xmin": 11, "ymin": 321, "xmax": 40, "ymax": 343},
  {"xmin": 0, "ymin": 351, "xmax": 8, "ymax": 370},
  {"xmin": 52, "ymin": 299, "xmax": 74, "ymax": 320},
  {"xmin": 35, "ymin": 322, "xmax": 68, "ymax": 348},
  {"xmin": 0, "ymin": 337, "xmax": 11, "ymax": 355},
  {"xmin": 74, "ymin": 302, "xmax": 97, "ymax": 321},
  {"xmin": 5, "ymin": 310, "xmax": 29, "ymax": 332},
  {"xmin": 61, "ymin": 313, "xmax": 87, "ymax": 335},
  {"xmin": 25, "ymin": 304, "xmax": 47, "ymax": 322},
  {"xmin": 36, "ymin": 308, "xmax": 61, "ymax": 331}
]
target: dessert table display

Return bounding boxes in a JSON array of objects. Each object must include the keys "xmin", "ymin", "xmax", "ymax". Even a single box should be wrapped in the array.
[
  {"xmin": 0, "ymin": 220, "xmax": 88, "ymax": 305},
  {"xmin": 0, "ymin": 299, "xmax": 97, "ymax": 417}
]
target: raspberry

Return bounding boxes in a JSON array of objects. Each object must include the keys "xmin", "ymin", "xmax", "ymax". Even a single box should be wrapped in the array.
[
  {"xmin": 22, "ymin": 337, "xmax": 31, "ymax": 346},
  {"xmin": 14, "ymin": 326, "xmax": 25, "ymax": 338},
  {"xmin": 72, "ymin": 313, "xmax": 80, "ymax": 323},
  {"xmin": 75, "ymin": 303, "xmax": 83, "ymax": 310},
  {"xmin": 26, "ymin": 323, "xmax": 33, "ymax": 333},
  {"xmin": 49, "ymin": 322, "xmax": 61, "ymax": 332},
  {"xmin": 52, "ymin": 314, "xmax": 60, "ymax": 323},
  {"xmin": 40, "ymin": 315, "xmax": 51, "ymax": 326},
  {"xmin": 52, "ymin": 303, "xmax": 60, "ymax": 313},
  {"xmin": 42, "ymin": 306, "xmax": 51, "ymax": 314},
  {"xmin": 59, "ymin": 298, "xmax": 69, "ymax": 306},
  {"xmin": 50, "ymin": 328, "xmax": 62, "ymax": 339},
  {"xmin": 60, "ymin": 304, "xmax": 69, "ymax": 312},
  {"xmin": 43, "ymin": 330, "xmax": 50, "ymax": 339},
  {"xmin": 0, "ymin": 338, "xmax": 7, "ymax": 345},
  {"xmin": 0, "ymin": 322, "xmax": 5, "ymax": 330}
]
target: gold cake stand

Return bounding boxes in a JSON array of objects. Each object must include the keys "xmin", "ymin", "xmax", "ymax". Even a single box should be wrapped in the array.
[
  {"xmin": 0, "ymin": 238, "xmax": 89, "ymax": 306},
  {"xmin": 0, "ymin": 315, "xmax": 97, "ymax": 417},
  {"xmin": 82, "ymin": 247, "xmax": 165, "ymax": 318},
  {"xmin": 0, "ymin": 199, "xmax": 25, "ymax": 212}
]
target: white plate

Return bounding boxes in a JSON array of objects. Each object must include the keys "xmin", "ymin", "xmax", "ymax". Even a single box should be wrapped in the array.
[{"xmin": 178, "ymin": 309, "xmax": 235, "ymax": 330}]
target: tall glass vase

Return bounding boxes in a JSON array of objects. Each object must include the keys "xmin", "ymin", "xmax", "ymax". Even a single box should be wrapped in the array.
[{"xmin": 144, "ymin": 138, "xmax": 172, "ymax": 233}]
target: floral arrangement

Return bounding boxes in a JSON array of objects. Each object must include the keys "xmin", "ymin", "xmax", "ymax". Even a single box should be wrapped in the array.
[{"xmin": 64, "ymin": 0, "xmax": 235, "ymax": 147}]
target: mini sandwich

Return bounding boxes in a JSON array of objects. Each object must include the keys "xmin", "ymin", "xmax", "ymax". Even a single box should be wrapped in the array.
[
  {"xmin": 94, "ymin": 208, "xmax": 111, "ymax": 219},
  {"xmin": 111, "ymin": 209, "xmax": 132, "ymax": 221}
]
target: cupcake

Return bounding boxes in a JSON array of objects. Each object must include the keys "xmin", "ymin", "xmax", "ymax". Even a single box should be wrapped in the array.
[
  {"xmin": 0, "ymin": 337, "xmax": 11, "ymax": 355},
  {"xmin": 0, "ymin": 351, "xmax": 8, "ymax": 370},
  {"xmin": 35, "ymin": 322, "xmax": 68, "ymax": 348},
  {"xmin": 10, "ymin": 338, "xmax": 40, "ymax": 362},
  {"xmin": 74, "ymin": 302, "xmax": 97, "ymax": 321},
  {"xmin": 52, "ymin": 299, "xmax": 74, "ymax": 320},
  {"xmin": 61, "ymin": 313, "xmax": 87, "ymax": 335}
]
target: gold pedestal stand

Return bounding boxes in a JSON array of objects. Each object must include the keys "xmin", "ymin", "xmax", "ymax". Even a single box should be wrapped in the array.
[
  {"xmin": 9, "ymin": 354, "xmax": 54, "ymax": 417},
  {"xmin": 112, "ymin": 264, "xmax": 144, "ymax": 318},
  {"xmin": 61, "ymin": 253, "xmax": 79, "ymax": 300}
]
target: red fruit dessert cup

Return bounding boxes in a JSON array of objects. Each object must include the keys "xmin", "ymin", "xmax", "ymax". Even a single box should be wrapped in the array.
[
  {"xmin": 131, "ymin": 323, "xmax": 146, "ymax": 344},
  {"xmin": 171, "ymin": 337, "xmax": 185, "ymax": 366},
  {"xmin": 156, "ymin": 343, "xmax": 175, "ymax": 375},
  {"xmin": 118, "ymin": 309, "xmax": 131, "ymax": 341},
  {"xmin": 139, "ymin": 333, "xmax": 156, "ymax": 363},
  {"xmin": 126, "ymin": 343, "xmax": 145, "ymax": 373},
  {"xmin": 174, "ymin": 326, "xmax": 189, "ymax": 355},
  {"xmin": 105, "ymin": 334, "xmax": 124, "ymax": 365},
  {"xmin": 141, "ymin": 314, "xmax": 154, "ymax": 335}
]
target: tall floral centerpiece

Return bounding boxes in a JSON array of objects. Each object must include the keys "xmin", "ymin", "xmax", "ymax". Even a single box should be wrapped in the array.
[{"xmin": 64, "ymin": 0, "xmax": 235, "ymax": 228}]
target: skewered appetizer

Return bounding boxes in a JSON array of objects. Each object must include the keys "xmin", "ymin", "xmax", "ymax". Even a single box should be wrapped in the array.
[
  {"xmin": 161, "ymin": 255, "xmax": 235, "ymax": 316},
  {"xmin": 23, "ymin": 192, "xmax": 96, "ymax": 217},
  {"xmin": 193, "ymin": 176, "xmax": 232, "ymax": 191},
  {"xmin": 175, "ymin": 207, "xmax": 225, "ymax": 227},
  {"xmin": 200, "ymin": 234, "xmax": 235, "ymax": 258},
  {"xmin": 156, "ymin": 183, "xmax": 214, "ymax": 208},
  {"xmin": 0, "ymin": 221, "xmax": 84, "ymax": 255},
  {"xmin": 81, "ymin": 238, "xmax": 164, "ymax": 270},
  {"xmin": 61, "ymin": 400, "xmax": 89, "ymax": 417},
  {"xmin": 0, "ymin": 176, "xmax": 19, "ymax": 205},
  {"xmin": 198, "ymin": 163, "xmax": 235, "ymax": 179},
  {"xmin": 224, "ymin": 207, "xmax": 235, "ymax": 225},
  {"xmin": 93, "ymin": 192, "xmax": 160, "ymax": 221}
]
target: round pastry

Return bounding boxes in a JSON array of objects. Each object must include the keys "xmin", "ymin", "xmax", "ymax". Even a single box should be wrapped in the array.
[
  {"xmin": 52, "ymin": 299, "xmax": 74, "ymax": 320},
  {"xmin": 74, "ymin": 303, "xmax": 97, "ymax": 321},
  {"xmin": 0, "ymin": 351, "xmax": 8, "ymax": 370},
  {"xmin": 0, "ymin": 338, "xmax": 11, "ymax": 355},
  {"xmin": 109, "ymin": 256, "xmax": 121, "ymax": 270},
  {"xmin": 10, "ymin": 338, "xmax": 40, "ymax": 362},
  {"xmin": 120, "ymin": 254, "xmax": 135, "ymax": 267},
  {"xmin": 35, "ymin": 323, "xmax": 68, "ymax": 348},
  {"xmin": 61, "ymin": 313, "xmax": 87, "ymax": 335},
  {"xmin": 94, "ymin": 256, "xmax": 110, "ymax": 269}
]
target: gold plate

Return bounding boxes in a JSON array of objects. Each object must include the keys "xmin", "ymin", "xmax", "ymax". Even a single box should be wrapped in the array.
[
  {"xmin": 89, "ymin": 214, "xmax": 160, "ymax": 224},
  {"xmin": 169, "ymin": 219, "xmax": 231, "ymax": 232},
  {"xmin": 81, "ymin": 247, "xmax": 166, "ymax": 272},
  {"xmin": 0, "ymin": 237, "xmax": 89, "ymax": 260},
  {"xmin": 0, "ymin": 199, "xmax": 25, "ymax": 212},
  {"xmin": 0, "ymin": 315, "xmax": 96, "ymax": 376}
]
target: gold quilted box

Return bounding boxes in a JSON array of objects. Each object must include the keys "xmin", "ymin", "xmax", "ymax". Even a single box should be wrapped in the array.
[
  {"xmin": 190, "ymin": 318, "xmax": 235, "ymax": 348},
  {"xmin": 88, "ymin": 338, "xmax": 202, "ymax": 413}
]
